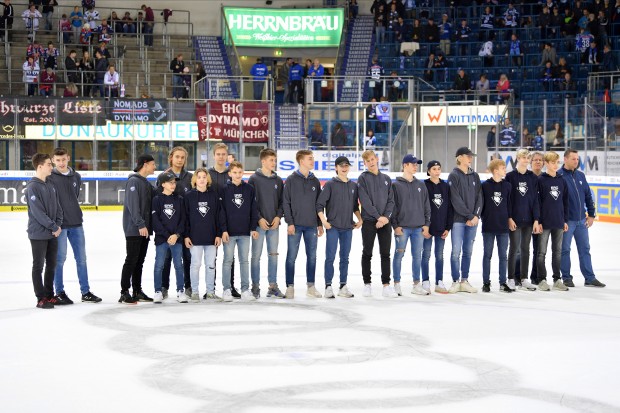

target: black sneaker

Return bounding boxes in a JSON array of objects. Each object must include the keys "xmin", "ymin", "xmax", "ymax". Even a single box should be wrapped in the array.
[
  {"xmin": 564, "ymin": 279, "xmax": 576, "ymax": 288},
  {"xmin": 36, "ymin": 298, "xmax": 54, "ymax": 309},
  {"xmin": 162, "ymin": 287, "xmax": 168, "ymax": 300},
  {"xmin": 202, "ymin": 292, "xmax": 208, "ymax": 300},
  {"xmin": 118, "ymin": 291, "xmax": 138, "ymax": 305},
  {"xmin": 585, "ymin": 279, "xmax": 606, "ymax": 288},
  {"xmin": 133, "ymin": 290, "xmax": 153, "ymax": 302},
  {"xmin": 251, "ymin": 284, "xmax": 260, "ymax": 299},
  {"xmin": 499, "ymin": 283, "xmax": 513, "ymax": 293},
  {"xmin": 231, "ymin": 286, "xmax": 241, "ymax": 299},
  {"xmin": 82, "ymin": 291, "xmax": 102, "ymax": 303},
  {"xmin": 56, "ymin": 291, "xmax": 74, "ymax": 305},
  {"xmin": 482, "ymin": 282, "xmax": 491, "ymax": 293}
]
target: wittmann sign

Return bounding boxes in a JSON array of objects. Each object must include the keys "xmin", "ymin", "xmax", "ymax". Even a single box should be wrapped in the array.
[
  {"xmin": 421, "ymin": 105, "xmax": 506, "ymax": 126},
  {"xmin": 196, "ymin": 101, "xmax": 269, "ymax": 143},
  {"xmin": 107, "ymin": 99, "xmax": 169, "ymax": 123},
  {"xmin": 223, "ymin": 7, "xmax": 344, "ymax": 47}
]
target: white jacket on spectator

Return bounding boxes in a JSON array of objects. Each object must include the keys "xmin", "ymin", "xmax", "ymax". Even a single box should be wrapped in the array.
[
  {"xmin": 479, "ymin": 40, "xmax": 493, "ymax": 57},
  {"xmin": 22, "ymin": 8, "xmax": 42, "ymax": 30},
  {"xmin": 23, "ymin": 60, "xmax": 40, "ymax": 83}
]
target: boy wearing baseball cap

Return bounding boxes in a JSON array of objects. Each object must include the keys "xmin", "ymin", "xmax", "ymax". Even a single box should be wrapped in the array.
[
  {"xmin": 391, "ymin": 155, "xmax": 431, "ymax": 295},
  {"xmin": 423, "ymin": 160, "xmax": 453, "ymax": 294},
  {"xmin": 316, "ymin": 156, "xmax": 362, "ymax": 298}
]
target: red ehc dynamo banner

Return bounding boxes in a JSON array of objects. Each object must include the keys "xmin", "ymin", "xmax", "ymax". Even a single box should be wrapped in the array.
[{"xmin": 196, "ymin": 101, "xmax": 269, "ymax": 143}]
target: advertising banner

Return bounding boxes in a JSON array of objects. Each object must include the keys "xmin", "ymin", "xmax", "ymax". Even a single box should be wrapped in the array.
[
  {"xmin": 421, "ymin": 105, "xmax": 506, "ymax": 126},
  {"xmin": 57, "ymin": 99, "xmax": 106, "ymax": 125},
  {"xmin": 223, "ymin": 7, "xmax": 344, "ymax": 47},
  {"xmin": 276, "ymin": 149, "xmax": 389, "ymax": 177},
  {"xmin": 107, "ymin": 99, "xmax": 169, "ymax": 123},
  {"xmin": 25, "ymin": 121, "xmax": 199, "ymax": 141},
  {"xmin": 196, "ymin": 101, "xmax": 269, "ymax": 143},
  {"xmin": 0, "ymin": 98, "xmax": 56, "ymax": 126}
]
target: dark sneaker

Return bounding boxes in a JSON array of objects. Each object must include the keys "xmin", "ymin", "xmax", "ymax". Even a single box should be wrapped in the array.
[
  {"xmin": 162, "ymin": 287, "xmax": 168, "ymax": 300},
  {"xmin": 118, "ymin": 291, "xmax": 138, "ymax": 305},
  {"xmin": 251, "ymin": 284, "xmax": 260, "ymax": 299},
  {"xmin": 202, "ymin": 292, "xmax": 208, "ymax": 300},
  {"xmin": 499, "ymin": 283, "xmax": 513, "ymax": 293},
  {"xmin": 585, "ymin": 279, "xmax": 606, "ymax": 288},
  {"xmin": 133, "ymin": 290, "xmax": 153, "ymax": 302},
  {"xmin": 81, "ymin": 292, "xmax": 102, "ymax": 303},
  {"xmin": 56, "ymin": 291, "xmax": 74, "ymax": 305},
  {"xmin": 36, "ymin": 298, "xmax": 54, "ymax": 309},
  {"xmin": 482, "ymin": 282, "xmax": 491, "ymax": 293},
  {"xmin": 184, "ymin": 287, "xmax": 192, "ymax": 297},
  {"xmin": 563, "ymin": 279, "xmax": 575, "ymax": 288},
  {"xmin": 231, "ymin": 286, "xmax": 241, "ymax": 299}
]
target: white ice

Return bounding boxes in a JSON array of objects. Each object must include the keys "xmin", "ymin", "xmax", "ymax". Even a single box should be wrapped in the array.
[{"xmin": 1, "ymin": 211, "xmax": 619, "ymax": 413}]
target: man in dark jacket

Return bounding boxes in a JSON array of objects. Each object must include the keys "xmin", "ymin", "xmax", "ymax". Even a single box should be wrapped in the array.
[{"xmin": 170, "ymin": 53, "xmax": 185, "ymax": 99}]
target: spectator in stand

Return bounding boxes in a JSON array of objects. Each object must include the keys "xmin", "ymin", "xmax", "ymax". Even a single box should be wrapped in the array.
[
  {"xmin": 538, "ymin": 5, "xmax": 552, "ymax": 38},
  {"xmin": 65, "ymin": 49, "xmax": 80, "ymax": 83},
  {"xmin": 43, "ymin": 41, "xmax": 58, "ymax": 69},
  {"xmin": 141, "ymin": 4, "xmax": 154, "ymax": 47},
  {"xmin": 550, "ymin": 6, "xmax": 563, "ymax": 36},
  {"xmin": 479, "ymin": 34, "xmax": 495, "ymax": 67},
  {"xmin": 97, "ymin": 19, "xmax": 112, "ymax": 44},
  {"xmin": 39, "ymin": 67, "xmax": 56, "ymax": 96},
  {"xmin": 96, "ymin": 41, "xmax": 111, "ymax": 59},
  {"xmin": 80, "ymin": 50, "xmax": 94, "ymax": 97},
  {"xmin": 503, "ymin": 3, "xmax": 520, "ymax": 29},
  {"xmin": 59, "ymin": 13, "xmax": 71, "ymax": 43},
  {"xmin": 41, "ymin": 0, "xmax": 57, "ymax": 33},
  {"xmin": 79, "ymin": 23, "xmax": 92, "ymax": 49},
  {"xmin": 424, "ymin": 52, "xmax": 435, "ymax": 82},
  {"xmin": 476, "ymin": 73, "xmax": 490, "ymax": 103},
  {"xmin": 182, "ymin": 66, "xmax": 191, "ymax": 99},
  {"xmin": 500, "ymin": 119, "xmax": 517, "ymax": 147},
  {"xmin": 94, "ymin": 49, "xmax": 107, "ymax": 97},
  {"xmin": 558, "ymin": 72, "xmax": 576, "ymax": 97},
  {"xmin": 70, "ymin": 5, "xmax": 83, "ymax": 44},
  {"xmin": 64, "ymin": 82, "xmax": 78, "ymax": 97},
  {"xmin": 250, "ymin": 57, "xmax": 268, "ymax": 101},
  {"xmin": 486, "ymin": 126, "xmax": 497, "ymax": 150},
  {"xmin": 349, "ymin": 0, "xmax": 358, "ymax": 19},
  {"xmin": 280, "ymin": 58, "xmax": 292, "ymax": 104},
  {"xmin": 0, "ymin": 0, "xmax": 15, "ymax": 43},
  {"xmin": 554, "ymin": 56, "xmax": 572, "ymax": 78},
  {"xmin": 386, "ymin": 3, "xmax": 399, "ymax": 41},
  {"xmin": 308, "ymin": 58, "xmax": 324, "ymax": 103},
  {"xmin": 575, "ymin": 27, "xmax": 594, "ymax": 55},
  {"xmin": 289, "ymin": 59, "xmax": 303, "ymax": 104},
  {"xmin": 584, "ymin": 40, "xmax": 600, "ymax": 70},
  {"xmin": 411, "ymin": 18, "xmax": 422, "ymax": 43},
  {"xmin": 107, "ymin": 11, "xmax": 123, "ymax": 34},
  {"xmin": 331, "ymin": 122, "xmax": 347, "ymax": 148},
  {"xmin": 540, "ymin": 60, "xmax": 555, "ymax": 91},
  {"xmin": 424, "ymin": 17, "xmax": 439, "ymax": 45},
  {"xmin": 374, "ymin": 3, "xmax": 386, "ymax": 45},
  {"xmin": 364, "ymin": 129, "xmax": 377, "ymax": 149},
  {"xmin": 433, "ymin": 53, "xmax": 447, "ymax": 82},
  {"xmin": 456, "ymin": 19, "xmax": 472, "ymax": 56},
  {"xmin": 170, "ymin": 53, "xmax": 185, "ymax": 99},
  {"xmin": 369, "ymin": 57, "xmax": 383, "ymax": 100},
  {"xmin": 22, "ymin": 3, "xmax": 42, "ymax": 40},
  {"xmin": 563, "ymin": 9, "xmax": 578, "ymax": 49},
  {"xmin": 103, "ymin": 63, "xmax": 119, "ymax": 98},
  {"xmin": 23, "ymin": 55, "xmax": 40, "ymax": 96},
  {"xmin": 84, "ymin": 5, "xmax": 99, "ymax": 29},
  {"xmin": 26, "ymin": 40, "xmax": 43, "ymax": 60},
  {"xmin": 587, "ymin": 12, "xmax": 598, "ymax": 35},
  {"xmin": 496, "ymin": 73, "xmax": 511, "ymax": 102},
  {"xmin": 541, "ymin": 42, "xmax": 557, "ymax": 66},
  {"xmin": 387, "ymin": 70, "xmax": 404, "ymax": 101},
  {"xmin": 549, "ymin": 122, "xmax": 565, "ymax": 149},
  {"xmin": 309, "ymin": 122, "xmax": 326, "ymax": 147},
  {"xmin": 509, "ymin": 33, "xmax": 523, "ymax": 67},
  {"xmin": 439, "ymin": 14, "xmax": 452, "ymax": 55},
  {"xmin": 122, "ymin": 11, "xmax": 136, "ymax": 35},
  {"xmin": 601, "ymin": 43, "xmax": 617, "ymax": 71},
  {"xmin": 533, "ymin": 126, "xmax": 545, "ymax": 150},
  {"xmin": 366, "ymin": 98, "xmax": 382, "ymax": 132},
  {"xmin": 453, "ymin": 68, "xmax": 472, "ymax": 93},
  {"xmin": 480, "ymin": 6, "xmax": 495, "ymax": 41}
]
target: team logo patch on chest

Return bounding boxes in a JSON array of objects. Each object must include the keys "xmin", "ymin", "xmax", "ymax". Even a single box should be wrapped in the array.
[
  {"xmin": 433, "ymin": 194, "xmax": 443, "ymax": 208},
  {"xmin": 163, "ymin": 203, "xmax": 175, "ymax": 219},
  {"xmin": 233, "ymin": 194, "xmax": 244, "ymax": 208},
  {"xmin": 197, "ymin": 201, "xmax": 209, "ymax": 217},
  {"xmin": 492, "ymin": 192, "xmax": 503, "ymax": 206},
  {"xmin": 550, "ymin": 186, "xmax": 560, "ymax": 200},
  {"xmin": 518, "ymin": 182, "xmax": 528, "ymax": 196}
]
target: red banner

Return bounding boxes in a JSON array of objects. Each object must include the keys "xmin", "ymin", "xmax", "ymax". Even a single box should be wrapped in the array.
[{"xmin": 195, "ymin": 101, "xmax": 269, "ymax": 143}]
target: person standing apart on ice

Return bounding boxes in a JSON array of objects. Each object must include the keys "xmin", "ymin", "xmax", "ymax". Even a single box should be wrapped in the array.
[
  {"xmin": 26, "ymin": 153, "xmax": 62, "ymax": 309},
  {"xmin": 391, "ymin": 155, "xmax": 431, "ymax": 296},
  {"xmin": 48, "ymin": 147, "xmax": 102, "ymax": 305},
  {"xmin": 316, "ymin": 156, "xmax": 362, "ymax": 299},
  {"xmin": 357, "ymin": 150, "xmax": 397, "ymax": 298},
  {"xmin": 119, "ymin": 154, "xmax": 156, "ymax": 304},
  {"xmin": 447, "ymin": 147, "xmax": 483, "ymax": 294}
]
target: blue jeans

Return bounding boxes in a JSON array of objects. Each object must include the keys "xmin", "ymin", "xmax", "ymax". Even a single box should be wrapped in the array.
[
  {"xmin": 482, "ymin": 232, "xmax": 509, "ymax": 284},
  {"xmin": 324, "ymin": 227, "xmax": 353, "ymax": 285},
  {"xmin": 154, "ymin": 242, "xmax": 184, "ymax": 292},
  {"xmin": 172, "ymin": 74, "xmax": 184, "ymax": 98},
  {"xmin": 223, "ymin": 236, "xmax": 250, "ymax": 292},
  {"xmin": 54, "ymin": 226, "xmax": 90, "ymax": 295},
  {"xmin": 253, "ymin": 80, "xmax": 265, "ymax": 100},
  {"xmin": 251, "ymin": 226, "xmax": 279, "ymax": 285},
  {"xmin": 392, "ymin": 227, "xmax": 424, "ymax": 282},
  {"xmin": 285, "ymin": 225, "xmax": 317, "ymax": 286},
  {"xmin": 561, "ymin": 219, "xmax": 596, "ymax": 283},
  {"xmin": 189, "ymin": 245, "xmax": 217, "ymax": 294},
  {"xmin": 313, "ymin": 79, "xmax": 322, "ymax": 102},
  {"xmin": 422, "ymin": 235, "xmax": 446, "ymax": 284},
  {"xmin": 450, "ymin": 222, "xmax": 478, "ymax": 281}
]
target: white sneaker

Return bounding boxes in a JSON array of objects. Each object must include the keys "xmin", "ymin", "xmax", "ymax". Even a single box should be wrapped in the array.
[
  {"xmin": 153, "ymin": 291, "xmax": 163, "ymax": 304},
  {"xmin": 222, "ymin": 289, "xmax": 234, "ymax": 302},
  {"xmin": 363, "ymin": 284, "xmax": 372, "ymax": 297},
  {"xmin": 394, "ymin": 283, "xmax": 402, "ymax": 296},
  {"xmin": 307, "ymin": 284, "xmax": 322, "ymax": 298},
  {"xmin": 382, "ymin": 285, "xmax": 398, "ymax": 298},
  {"xmin": 324, "ymin": 286, "xmax": 335, "ymax": 299},
  {"xmin": 553, "ymin": 279, "xmax": 569, "ymax": 291},
  {"xmin": 177, "ymin": 290, "xmax": 188, "ymax": 303},
  {"xmin": 284, "ymin": 285, "xmax": 295, "ymax": 299},
  {"xmin": 422, "ymin": 280, "xmax": 432, "ymax": 294},
  {"xmin": 338, "ymin": 285, "xmax": 354, "ymax": 298},
  {"xmin": 448, "ymin": 282, "xmax": 461, "ymax": 294},
  {"xmin": 190, "ymin": 293, "xmax": 200, "ymax": 303},
  {"xmin": 460, "ymin": 280, "xmax": 478, "ymax": 293},
  {"xmin": 538, "ymin": 280, "xmax": 550, "ymax": 291},
  {"xmin": 412, "ymin": 283, "xmax": 430, "ymax": 296},
  {"xmin": 507, "ymin": 279, "xmax": 517, "ymax": 291},
  {"xmin": 519, "ymin": 280, "xmax": 537, "ymax": 291},
  {"xmin": 435, "ymin": 280, "xmax": 448, "ymax": 294},
  {"xmin": 241, "ymin": 290, "xmax": 257, "ymax": 301}
]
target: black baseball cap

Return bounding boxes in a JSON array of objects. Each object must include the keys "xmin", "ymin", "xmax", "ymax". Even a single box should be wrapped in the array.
[
  {"xmin": 427, "ymin": 160, "xmax": 441, "ymax": 175},
  {"xmin": 335, "ymin": 156, "xmax": 351, "ymax": 166},
  {"xmin": 402, "ymin": 154, "xmax": 422, "ymax": 165},
  {"xmin": 455, "ymin": 147, "xmax": 476, "ymax": 157},
  {"xmin": 158, "ymin": 171, "xmax": 179, "ymax": 183},
  {"xmin": 133, "ymin": 154, "xmax": 155, "ymax": 172}
]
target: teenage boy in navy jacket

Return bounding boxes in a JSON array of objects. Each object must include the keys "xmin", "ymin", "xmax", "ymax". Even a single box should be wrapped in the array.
[
  {"xmin": 423, "ymin": 161, "xmax": 453, "ymax": 294},
  {"xmin": 481, "ymin": 159, "xmax": 513, "ymax": 293},
  {"xmin": 221, "ymin": 161, "xmax": 259, "ymax": 302},
  {"xmin": 536, "ymin": 152, "xmax": 569, "ymax": 292}
]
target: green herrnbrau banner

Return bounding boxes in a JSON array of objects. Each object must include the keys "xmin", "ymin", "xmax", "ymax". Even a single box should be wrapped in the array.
[{"xmin": 223, "ymin": 7, "xmax": 344, "ymax": 48}]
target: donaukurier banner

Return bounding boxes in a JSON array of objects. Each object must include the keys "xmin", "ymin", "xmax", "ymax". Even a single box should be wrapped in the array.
[
  {"xmin": 107, "ymin": 99, "xmax": 169, "ymax": 123},
  {"xmin": 195, "ymin": 101, "xmax": 269, "ymax": 143}
]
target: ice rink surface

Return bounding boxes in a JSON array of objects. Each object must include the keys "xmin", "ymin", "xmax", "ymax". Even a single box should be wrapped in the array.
[{"xmin": 1, "ymin": 211, "xmax": 619, "ymax": 413}]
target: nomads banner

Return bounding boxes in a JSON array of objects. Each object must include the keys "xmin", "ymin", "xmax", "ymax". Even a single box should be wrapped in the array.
[{"xmin": 195, "ymin": 101, "xmax": 269, "ymax": 143}]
